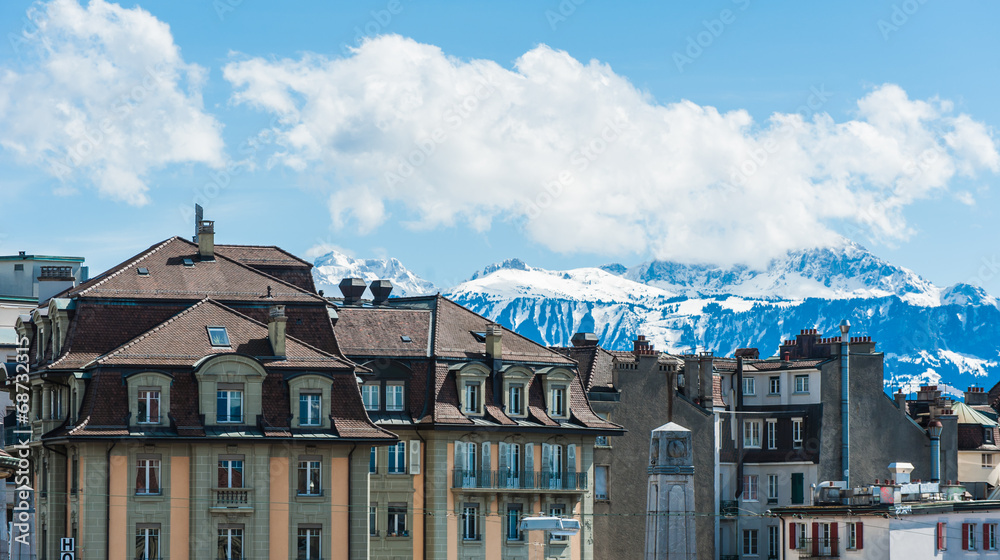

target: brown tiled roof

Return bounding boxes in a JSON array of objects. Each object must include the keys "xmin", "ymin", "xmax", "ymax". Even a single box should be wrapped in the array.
[
  {"xmin": 433, "ymin": 297, "xmax": 573, "ymax": 364},
  {"xmin": 65, "ymin": 237, "xmax": 325, "ymax": 303},
  {"xmin": 334, "ymin": 307, "xmax": 432, "ymax": 358},
  {"xmin": 216, "ymin": 245, "xmax": 316, "ymax": 292},
  {"xmin": 551, "ymin": 345, "xmax": 616, "ymax": 391},
  {"xmin": 713, "ymin": 374, "xmax": 726, "ymax": 407},
  {"xmin": 93, "ymin": 299, "xmax": 353, "ymax": 370}
]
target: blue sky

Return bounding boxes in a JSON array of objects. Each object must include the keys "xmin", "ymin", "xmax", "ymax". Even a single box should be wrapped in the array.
[{"xmin": 2, "ymin": 0, "xmax": 1000, "ymax": 291}]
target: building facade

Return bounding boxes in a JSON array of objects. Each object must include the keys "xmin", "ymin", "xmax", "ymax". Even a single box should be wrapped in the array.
[
  {"xmin": 9, "ymin": 224, "xmax": 393, "ymax": 559},
  {"xmin": 332, "ymin": 286, "xmax": 624, "ymax": 560}
]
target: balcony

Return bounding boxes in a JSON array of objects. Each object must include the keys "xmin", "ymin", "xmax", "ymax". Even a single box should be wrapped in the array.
[
  {"xmin": 720, "ymin": 500, "xmax": 738, "ymax": 517},
  {"xmin": 451, "ymin": 470, "xmax": 588, "ymax": 492},
  {"xmin": 210, "ymin": 487, "xmax": 254, "ymax": 513},
  {"xmin": 797, "ymin": 538, "xmax": 839, "ymax": 558}
]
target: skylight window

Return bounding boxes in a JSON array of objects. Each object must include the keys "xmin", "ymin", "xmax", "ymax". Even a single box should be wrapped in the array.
[
  {"xmin": 207, "ymin": 326, "xmax": 231, "ymax": 347},
  {"xmin": 137, "ymin": 267, "xmax": 150, "ymax": 276},
  {"xmin": 400, "ymin": 335, "xmax": 412, "ymax": 343},
  {"xmin": 471, "ymin": 331, "xmax": 487, "ymax": 342},
  {"xmin": 183, "ymin": 258, "xmax": 194, "ymax": 267}
]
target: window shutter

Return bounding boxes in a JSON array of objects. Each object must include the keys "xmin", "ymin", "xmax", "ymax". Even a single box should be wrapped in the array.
[
  {"xmin": 789, "ymin": 523, "xmax": 797, "ymax": 549},
  {"xmin": 542, "ymin": 443, "xmax": 551, "ymax": 473},
  {"xmin": 498, "ymin": 442, "xmax": 508, "ymax": 473},
  {"xmin": 938, "ymin": 522, "xmax": 946, "ymax": 550},
  {"xmin": 567, "ymin": 444, "xmax": 577, "ymax": 474},
  {"xmin": 525, "ymin": 443, "xmax": 534, "ymax": 472},
  {"xmin": 811, "ymin": 523, "xmax": 819, "ymax": 557},
  {"xmin": 830, "ymin": 522, "xmax": 838, "ymax": 556},
  {"xmin": 984, "ymin": 524, "xmax": 990, "ymax": 552},
  {"xmin": 455, "ymin": 441, "xmax": 466, "ymax": 471},
  {"xmin": 857, "ymin": 522, "xmax": 863, "ymax": 550},
  {"xmin": 409, "ymin": 440, "xmax": 420, "ymax": 475},
  {"xmin": 482, "ymin": 441, "xmax": 491, "ymax": 473},
  {"xmin": 963, "ymin": 523, "xmax": 969, "ymax": 550}
]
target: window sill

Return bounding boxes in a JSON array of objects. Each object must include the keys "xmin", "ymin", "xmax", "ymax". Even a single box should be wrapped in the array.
[
  {"xmin": 387, "ymin": 471, "xmax": 409, "ymax": 476},
  {"xmin": 792, "ymin": 391, "xmax": 809, "ymax": 395},
  {"xmin": 296, "ymin": 493, "xmax": 325, "ymax": 500},
  {"xmin": 506, "ymin": 539, "xmax": 526, "ymax": 545},
  {"xmin": 385, "ymin": 534, "xmax": 411, "ymax": 539},
  {"xmin": 766, "ymin": 393, "xmax": 780, "ymax": 397},
  {"xmin": 549, "ymin": 539, "xmax": 570, "ymax": 546},
  {"xmin": 134, "ymin": 493, "xmax": 164, "ymax": 500}
]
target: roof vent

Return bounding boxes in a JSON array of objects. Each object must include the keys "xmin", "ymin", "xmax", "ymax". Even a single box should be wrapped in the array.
[
  {"xmin": 183, "ymin": 258, "xmax": 194, "ymax": 267},
  {"xmin": 137, "ymin": 267, "xmax": 150, "ymax": 276},
  {"xmin": 339, "ymin": 277, "xmax": 367, "ymax": 305},
  {"xmin": 571, "ymin": 332, "xmax": 599, "ymax": 347},
  {"xmin": 401, "ymin": 335, "xmax": 412, "ymax": 343},
  {"xmin": 370, "ymin": 279, "xmax": 393, "ymax": 304}
]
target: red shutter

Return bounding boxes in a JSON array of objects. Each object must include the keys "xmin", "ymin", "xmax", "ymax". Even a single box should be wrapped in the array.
[
  {"xmin": 812, "ymin": 522, "xmax": 820, "ymax": 556},
  {"xmin": 962, "ymin": 523, "xmax": 969, "ymax": 550},
  {"xmin": 857, "ymin": 522, "xmax": 864, "ymax": 550},
  {"xmin": 938, "ymin": 523, "xmax": 946, "ymax": 550},
  {"xmin": 831, "ymin": 522, "xmax": 839, "ymax": 555},
  {"xmin": 985, "ymin": 524, "xmax": 991, "ymax": 551},
  {"xmin": 789, "ymin": 523, "xmax": 797, "ymax": 549}
]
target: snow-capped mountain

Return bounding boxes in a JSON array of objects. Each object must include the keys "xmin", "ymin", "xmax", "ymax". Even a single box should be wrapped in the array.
[
  {"xmin": 312, "ymin": 250, "xmax": 438, "ymax": 297},
  {"xmin": 315, "ymin": 243, "xmax": 1000, "ymax": 397}
]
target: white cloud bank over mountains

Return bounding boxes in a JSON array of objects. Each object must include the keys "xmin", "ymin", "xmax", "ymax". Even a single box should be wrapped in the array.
[
  {"xmin": 225, "ymin": 35, "xmax": 999, "ymax": 266},
  {"xmin": 0, "ymin": 0, "xmax": 224, "ymax": 205},
  {"xmin": 0, "ymin": 0, "xmax": 996, "ymax": 266}
]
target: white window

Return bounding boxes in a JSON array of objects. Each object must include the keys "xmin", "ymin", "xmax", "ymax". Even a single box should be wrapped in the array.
[
  {"xmin": 362, "ymin": 384, "xmax": 379, "ymax": 411},
  {"xmin": 464, "ymin": 382, "xmax": 481, "ymax": 414},
  {"xmin": 792, "ymin": 418, "xmax": 804, "ymax": 448},
  {"xmin": 549, "ymin": 505, "xmax": 567, "ymax": 542},
  {"xmin": 743, "ymin": 528, "xmax": 758, "ymax": 555},
  {"xmin": 984, "ymin": 453, "xmax": 994, "ymax": 468},
  {"xmin": 768, "ymin": 525, "xmax": 779, "ymax": 557},
  {"xmin": 369, "ymin": 447, "xmax": 377, "ymax": 474},
  {"xmin": 742, "ymin": 475, "xmax": 758, "ymax": 501},
  {"xmin": 847, "ymin": 522, "xmax": 858, "ymax": 549},
  {"xmin": 386, "ymin": 383, "xmax": 404, "ymax": 412},
  {"xmin": 595, "ymin": 465, "xmax": 609, "ymax": 500},
  {"xmin": 986, "ymin": 428, "xmax": 995, "ymax": 444},
  {"xmin": 370, "ymin": 505, "xmax": 378, "ymax": 536},
  {"xmin": 388, "ymin": 441, "xmax": 406, "ymax": 474},
  {"xmin": 387, "ymin": 504, "xmax": 407, "ymax": 537},
  {"xmin": 218, "ymin": 459, "xmax": 244, "ymax": 488},
  {"xmin": 508, "ymin": 384, "xmax": 524, "ymax": 416},
  {"xmin": 297, "ymin": 527, "xmax": 321, "ymax": 560},
  {"xmin": 135, "ymin": 458, "xmax": 160, "ymax": 495},
  {"xmin": 506, "ymin": 505, "xmax": 523, "ymax": 541},
  {"xmin": 216, "ymin": 389, "xmax": 243, "ymax": 423},
  {"xmin": 207, "ymin": 326, "xmax": 231, "ymax": 347},
  {"xmin": 462, "ymin": 504, "xmax": 479, "ymax": 540},
  {"xmin": 218, "ymin": 527, "xmax": 243, "ymax": 560},
  {"xmin": 794, "ymin": 374, "xmax": 809, "ymax": 393},
  {"xmin": 743, "ymin": 376, "xmax": 756, "ymax": 396},
  {"xmin": 986, "ymin": 523, "xmax": 998, "ymax": 550},
  {"xmin": 767, "ymin": 474, "xmax": 778, "ymax": 501},
  {"xmin": 766, "ymin": 420, "xmax": 777, "ymax": 450},
  {"xmin": 769, "ymin": 376, "xmax": 780, "ymax": 395},
  {"xmin": 297, "ymin": 459, "xmax": 321, "ymax": 496},
  {"xmin": 135, "ymin": 526, "xmax": 159, "ymax": 560},
  {"xmin": 137, "ymin": 390, "xmax": 160, "ymax": 424},
  {"xmin": 967, "ymin": 523, "xmax": 978, "ymax": 550},
  {"xmin": 551, "ymin": 386, "xmax": 566, "ymax": 417},
  {"xmin": 744, "ymin": 420, "xmax": 761, "ymax": 448},
  {"xmin": 299, "ymin": 393, "xmax": 321, "ymax": 426}
]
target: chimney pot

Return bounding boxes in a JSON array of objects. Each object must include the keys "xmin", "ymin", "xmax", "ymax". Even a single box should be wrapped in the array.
[
  {"xmin": 268, "ymin": 304, "xmax": 287, "ymax": 358},
  {"xmin": 197, "ymin": 220, "xmax": 215, "ymax": 260},
  {"xmin": 370, "ymin": 279, "xmax": 393, "ymax": 303},
  {"xmin": 339, "ymin": 278, "xmax": 367, "ymax": 305}
]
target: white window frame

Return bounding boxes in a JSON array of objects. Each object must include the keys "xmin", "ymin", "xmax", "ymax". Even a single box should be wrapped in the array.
[
  {"xmin": 137, "ymin": 389, "xmax": 160, "ymax": 424},
  {"xmin": 768, "ymin": 525, "xmax": 779, "ymax": 557},
  {"xmin": 794, "ymin": 374, "xmax": 809, "ymax": 393},
  {"xmin": 792, "ymin": 418, "xmax": 804, "ymax": 448},
  {"xmin": 984, "ymin": 453, "xmax": 994, "ymax": 468},
  {"xmin": 742, "ymin": 474, "xmax": 759, "ymax": 502},
  {"xmin": 508, "ymin": 383, "xmax": 524, "ymax": 416},
  {"xmin": 743, "ymin": 528, "xmax": 758, "ymax": 556},
  {"xmin": 987, "ymin": 523, "xmax": 998, "ymax": 550},
  {"xmin": 362, "ymin": 384, "xmax": 380, "ymax": 411},
  {"xmin": 743, "ymin": 376, "xmax": 756, "ymax": 396},
  {"xmin": 766, "ymin": 419, "xmax": 777, "ymax": 450},
  {"xmin": 768, "ymin": 376, "xmax": 780, "ymax": 395},
  {"xmin": 216, "ymin": 389, "xmax": 243, "ymax": 423},
  {"xmin": 767, "ymin": 474, "xmax": 778, "ymax": 501},
  {"xmin": 968, "ymin": 523, "xmax": 978, "ymax": 550},
  {"xmin": 550, "ymin": 385, "xmax": 567, "ymax": 417},
  {"xmin": 297, "ymin": 459, "xmax": 322, "ymax": 496},
  {"xmin": 297, "ymin": 527, "xmax": 321, "ymax": 559},
  {"xmin": 388, "ymin": 441, "xmax": 406, "ymax": 474},
  {"xmin": 464, "ymin": 382, "xmax": 481, "ymax": 415},
  {"xmin": 462, "ymin": 504, "xmax": 480, "ymax": 541},
  {"xmin": 135, "ymin": 458, "xmax": 161, "ymax": 495},
  {"xmin": 299, "ymin": 392, "xmax": 321, "ymax": 426},
  {"xmin": 744, "ymin": 420, "xmax": 761, "ymax": 448},
  {"xmin": 848, "ymin": 522, "xmax": 858, "ymax": 550},
  {"xmin": 549, "ymin": 505, "xmax": 568, "ymax": 543},
  {"xmin": 136, "ymin": 526, "xmax": 159, "ymax": 560},
  {"xmin": 369, "ymin": 447, "xmax": 377, "ymax": 474},
  {"xmin": 386, "ymin": 383, "xmax": 405, "ymax": 412}
]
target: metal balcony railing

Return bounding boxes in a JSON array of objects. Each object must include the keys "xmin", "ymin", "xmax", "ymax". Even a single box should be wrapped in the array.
[
  {"xmin": 798, "ymin": 537, "xmax": 840, "ymax": 557},
  {"xmin": 720, "ymin": 500, "xmax": 738, "ymax": 516},
  {"xmin": 451, "ymin": 470, "xmax": 588, "ymax": 491}
]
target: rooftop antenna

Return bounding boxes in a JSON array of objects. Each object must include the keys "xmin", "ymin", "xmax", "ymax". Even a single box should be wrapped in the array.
[{"xmin": 193, "ymin": 203, "xmax": 203, "ymax": 242}]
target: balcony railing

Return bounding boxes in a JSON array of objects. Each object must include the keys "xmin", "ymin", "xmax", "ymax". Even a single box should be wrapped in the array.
[
  {"xmin": 451, "ymin": 470, "xmax": 588, "ymax": 491},
  {"xmin": 720, "ymin": 500, "xmax": 738, "ymax": 516},
  {"xmin": 797, "ymin": 537, "xmax": 839, "ymax": 557},
  {"xmin": 210, "ymin": 487, "xmax": 254, "ymax": 512}
]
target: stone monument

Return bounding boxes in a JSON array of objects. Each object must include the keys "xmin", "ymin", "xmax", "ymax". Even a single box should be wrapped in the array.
[{"xmin": 644, "ymin": 422, "xmax": 697, "ymax": 560}]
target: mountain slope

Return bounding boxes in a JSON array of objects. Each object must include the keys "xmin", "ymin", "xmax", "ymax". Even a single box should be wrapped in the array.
[{"xmin": 312, "ymin": 250, "xmax": 438, "ymax": 297}]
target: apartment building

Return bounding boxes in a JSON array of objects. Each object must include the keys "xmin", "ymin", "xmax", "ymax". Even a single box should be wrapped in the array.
[
  {"xmin": 9, "ymin": 223, "xmax": 394, "ymax": 559},
  {"xmin": 331, "ymin": 283, "xmax": 624, "ymax": 560}
]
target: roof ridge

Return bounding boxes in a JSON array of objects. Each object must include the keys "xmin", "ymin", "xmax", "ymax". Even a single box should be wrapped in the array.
[
  {"xmin": 215, "ymin": 244, "xmax": 312, "ymax": 267},
  {"xmin": 435, "ymin": 295, "xmax": 571, "ymax": 362},
  {"xmin": 92, "ymin": 297, "xmax": 216, "ymax": 365},
  {"xmin": 74, "ymin": 237, "xmax": 180, "ymax": 297}
]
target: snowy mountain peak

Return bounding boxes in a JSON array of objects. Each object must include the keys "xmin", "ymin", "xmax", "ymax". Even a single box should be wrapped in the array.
[
  {"xmin": 312, "ymin": 250, "xmax": 438, "ymax": 298},
  {"xmin": 470, "ymin": 258, "xmax": 531, "ymax": 280}
]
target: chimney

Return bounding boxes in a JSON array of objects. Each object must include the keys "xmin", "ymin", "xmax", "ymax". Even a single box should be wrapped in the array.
[
  {"xmin": 633, "ymin": 335, "xmax": 654, "ymax": 357},
  {"xmin": 895, "ymin": 391, "xmax": 906, "ymax": 411},
  {"xmin": 888, "ymin": 462, "xmax": 914, "ymax": 485},
  {"xmin": 268, "ymin": 304, "xmax": 287, "ymax": 358},
  {"xmin": 698, "ymin": 351, "xmax": 714, "ymax": 409},
  {"xmin": 370, "ymin": 279, "xmax": 393, "ymax": 304},
  {"xmin": 965, "ymin": 386, "xmax": 988, "ymax": 406},
  {"xmin": 571, "ymin": 332, "xmax": 599, "ymax": 347},
  {"xmin": 485, "ymin": 323, "xmax": 503, "ymax": 360},
  {"xmin": 198, "ymin": 220, "xmax": 215, "ymax": 260},
  {"xmin": 339, "ymin": 278, "xmax": 367, "ymax": 305}
]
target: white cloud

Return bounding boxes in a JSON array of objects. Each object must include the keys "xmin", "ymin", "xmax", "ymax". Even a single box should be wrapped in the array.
[
  {"xmin": 224, "ymin": 35, "xmax": 999, "ymax": 266},
  {"xmin": 0, "ymin": 0, "xmax": 224, "ymax": 205}
]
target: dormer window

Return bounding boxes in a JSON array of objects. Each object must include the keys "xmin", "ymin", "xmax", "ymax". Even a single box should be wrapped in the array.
[
  {"xmin": 299, "ymin": 392, "xmax": 321, "ymax": 426},
  {"xmin": 986, "ymin": 428, "xmax": 995, "ymax": 445},
  {"xmin": 217, "ymin": 385, "xmax": 244, "ymax": 423},
  {"xmin": 453, "ymin": 363, "xmax": 489, "ymax": 416},
  {"xmin": 126, "ymin": 372, "xmax": 172, "ymax": 428},
  {"xmin": 500, "ymin": 365, "xmax": 532, "ymax": 419},
  {"xmin": 362, "ymin": 384, "xmax": 380, "ymax": 411},
  {"xmin": 386, "ymin": 383, "xmax": 405, "ymax": 412},
  {"xmin": 137, "ymin": 389, "xmax": 160, "ymax": 424},
  {"xmin": 508, "ymin": 384, "xmax": 524, "ymax": 416},
  {"xmin": 538, "ymin": 367, "xmax": 576, "ymax": 420},
  {"xmin": 207, "ymin": 326, "xmax": 230, "ymax": 347},
  {"xmin": 551, "ymin": 386, "xmax": 566, "ymax": 417}
]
